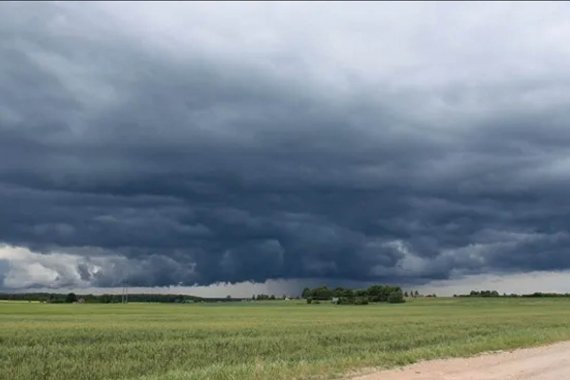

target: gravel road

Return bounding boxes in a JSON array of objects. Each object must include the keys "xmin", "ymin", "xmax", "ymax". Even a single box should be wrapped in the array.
[{"xmin": 349, "ymin": 341, "xmax": 570, "ymax": 380}]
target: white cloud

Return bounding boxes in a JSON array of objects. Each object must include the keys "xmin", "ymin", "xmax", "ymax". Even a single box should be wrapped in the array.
[
  {"xmin": 418, "ymin": 271, "xmax": 570, "ymax": 296},
  {"xmin": 3, "ymin": 244, "xmax": 570, "ymax": 297},
  {"xmin": 0, "ymin": 244, "xmax": 103, "ymax": 289}
]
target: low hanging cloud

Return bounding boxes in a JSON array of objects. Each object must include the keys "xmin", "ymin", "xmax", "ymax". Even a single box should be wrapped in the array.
[{"xmin": 2, "ymin": 2, "xmax": 570, "ymax": 291}]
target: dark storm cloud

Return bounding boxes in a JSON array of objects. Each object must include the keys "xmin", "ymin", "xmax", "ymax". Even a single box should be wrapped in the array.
[{"xmin": 2, "ymin": 2, "xmax": 570, "ymax": 289}]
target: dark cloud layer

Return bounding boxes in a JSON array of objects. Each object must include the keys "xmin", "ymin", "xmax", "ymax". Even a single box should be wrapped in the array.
[{"xmin": 2, "ymin": 3, "xmax": 570, "ymax": 289}]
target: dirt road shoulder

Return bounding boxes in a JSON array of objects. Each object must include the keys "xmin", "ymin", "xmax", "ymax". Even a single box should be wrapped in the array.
[{"xmin": 348, "ymin": 341, "xmax": 570, "ymax": 380}]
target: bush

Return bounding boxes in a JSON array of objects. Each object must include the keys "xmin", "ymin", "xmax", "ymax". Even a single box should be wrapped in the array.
[
  {"xmin": 388, "ymin": 290, "xmax": 405, "ymax": 304},
  {"xmin": 337, "ymin": 297, "xmax": 353, "ymax": 305},
  {"xmin": 354, "ymin": 297, "xmax": 369, "ymax": 305},
  {"xmin": 334, "ymin": 296, "xmax": 369, "ymax": 305}
]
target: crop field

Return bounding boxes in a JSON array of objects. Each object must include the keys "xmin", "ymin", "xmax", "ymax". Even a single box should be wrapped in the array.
[{"xmin": 1, "ymin": 298, "xmax": 570, "ymax": 380}]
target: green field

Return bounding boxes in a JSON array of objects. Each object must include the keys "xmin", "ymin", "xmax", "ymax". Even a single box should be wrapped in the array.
[{"xmin": 1, "ymin": 298, "xmax": 570, "ymax": 380}]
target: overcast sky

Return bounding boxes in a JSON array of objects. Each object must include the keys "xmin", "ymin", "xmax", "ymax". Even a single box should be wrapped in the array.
[{"xmin": 1, "ymin": 2, "xmax": 570, "ymax": 295}]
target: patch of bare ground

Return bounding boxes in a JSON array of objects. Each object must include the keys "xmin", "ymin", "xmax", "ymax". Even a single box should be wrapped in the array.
[{"xmin": 348, "ymin": 341, "xmax": 570, "ymax": 380}]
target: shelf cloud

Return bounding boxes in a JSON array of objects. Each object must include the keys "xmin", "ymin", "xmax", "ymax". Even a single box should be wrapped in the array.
[{"xmin": 2, "ymin": 2, "xmax": 570, "ymax": 291}]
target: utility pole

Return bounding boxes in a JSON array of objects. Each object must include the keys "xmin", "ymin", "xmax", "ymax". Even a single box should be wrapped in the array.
[{"xmin": 122, "ymin": 286, "xmax": 128, "ymax": 304}]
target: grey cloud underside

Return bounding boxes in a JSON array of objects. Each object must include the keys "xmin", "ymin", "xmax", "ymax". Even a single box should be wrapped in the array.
[{"xmin": 2, "ymin": 2, "xmax": 570, "ymax": 288}]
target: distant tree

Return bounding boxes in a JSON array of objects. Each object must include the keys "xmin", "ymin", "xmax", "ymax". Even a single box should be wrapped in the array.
[
  {"xmin": 368, "ymin": 285, "xmax": 401, "ymax": 302},
  {"xmin": 353, "ymin": 296, "xmax": 369, "ymax": 305},
  {"xmin": 388, "ymin": 290, "xmax": 405, "ymax": 304},
  {"xmin": 302, "ymin": 288, "xmax": 311, "ymax": 299},
  {"xmin": 414, "ymin": 290, "xmax": 419, "ymax": 297},
  {"xmin": 404, "ymin": 291, "xmax": 409, "ymax": 297},
  {"xmin": 468, "ymin": 290, "xmax": 499, "ymax": 298},
  {"xmin": 355, "ymin": 289, "xmax": 368, "ymax": 297},
  {"xmin": 311, "ymin": 286, "xmax": 333, "ymax": 300},
  {"xmin": 367, "ymin": 285, "xmax": 384, "ymax": 302},
  {"xmin": 333, "ymin": 287, "xmax": 343, "ymax": 297},
  {"xmin": 65, "ymin": 293, "xmax": 78, "ymax": 303}
]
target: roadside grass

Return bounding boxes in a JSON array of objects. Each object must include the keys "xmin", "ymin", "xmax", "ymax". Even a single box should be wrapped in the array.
[{"xmin": 1, "ymin": 298, "xmax": 570, "ymax": 380}]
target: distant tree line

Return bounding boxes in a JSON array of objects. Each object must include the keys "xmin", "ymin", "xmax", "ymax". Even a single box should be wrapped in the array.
[
  {"xmin": 252, "ymin": 294, "xmax": 289, "ymax": 300},
  {"xmin": 253, "ymin": 294, "xmax": 278, "ymax": 300},
  {"xmin": 301, "ymin": 285, "xmax": 406, "ymax": 305},
  {"xmin": 455, "ymin": 290, "xmax": 570, "ymax": 298},
  {"xmin": 457, "ymin": 290, "xmax": 501, "ymax": 297},
  {"xmin": 3, "ymin": 289, "xmax": 568, "ymax": 304},
  {"xmin": 0, "ymin": 293, "xmax": 240, "ymax": 303},
  {"xmin": 521, "ymin": 292, "xmax": 570, "ymax": 298}
]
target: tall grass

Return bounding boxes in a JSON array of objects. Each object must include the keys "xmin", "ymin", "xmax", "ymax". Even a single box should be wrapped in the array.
[{"xmin": 1, "ymin": 298, "xmax": 570, "ymax": 380}]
